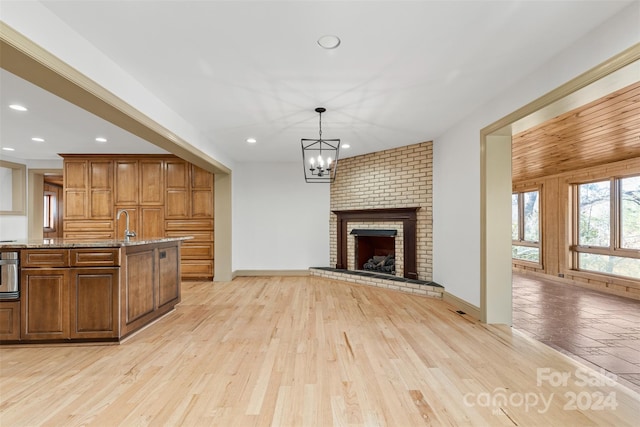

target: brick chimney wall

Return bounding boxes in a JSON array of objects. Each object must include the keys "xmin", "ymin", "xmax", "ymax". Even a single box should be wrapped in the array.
[{"xmin": 330, "ymin": 141, "xmax": 433, "ymax": 281}]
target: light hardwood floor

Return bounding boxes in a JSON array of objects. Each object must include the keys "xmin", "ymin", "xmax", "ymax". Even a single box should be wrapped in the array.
[{"xmin": 1, "ymin": 276, "xmax": 639, "ymax": 426}]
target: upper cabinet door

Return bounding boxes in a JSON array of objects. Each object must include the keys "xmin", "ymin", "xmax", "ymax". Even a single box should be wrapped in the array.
[
  {"xmin": 190, "ymin": 165, "xmax": 214, "ymax": 218},
  {"xmin": 140, "ymin": 160, "xmax": 164, "ymax": 205},
  {"xmin": 89, "ymin": 161, "xmax": 113, "ymax": 219},
  {"xmin": 64, "ymin": 160, "xmax": 88, "ymax": 219},
  {"xmin": 115, "ymin": 160, "xmax": 139, "ymax": 205},
  {"xmin": 191, "ymin": 165, "xmax": 214, "ymax": 189},
  {"xmin": 165, "ymin": 160, "xmax": 189, "ymax": 219},
  {"xmin": 64, "ymin": 160, "xmax": 87, "ymax": 189}
]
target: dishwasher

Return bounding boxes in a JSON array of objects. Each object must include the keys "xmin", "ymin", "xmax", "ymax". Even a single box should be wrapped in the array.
[{"xmin": 0, "ymin": 251, "xmax": 19, "ymax": 300}]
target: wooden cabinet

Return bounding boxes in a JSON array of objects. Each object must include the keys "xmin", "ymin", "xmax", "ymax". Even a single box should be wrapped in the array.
[
  {"xmin": 70, "ymin": 268, "xmax": 119, "ymax": 339},
  {"xmin": 120, "ymin": 242, "xmax": 181, "ymax": 337},
  {"xmin": 64, "ymin": 159, "xmax": 113, "ymax": 220},
  {"xmin": 89, "ymin": 160, "xmax": 113, "ymax": 219},
  {"xmin": 115, "ymin": 160, "xmax": 139, "ymax": 205},
  {"xmin": 165, "ymin": 164, "xmax": 214, "ymax": 278},
  {"xmin": 0, "ymin": 301, "xmax": 21, "ymax": 341},
  {"xmin": 191, "ymin": 165, "xmax": 214, "ymax": 218},
  {"xmin": 63, "ymin": 157, "xmax": 115, "ymax": 238},
  {"xmin": 21, "ymin": 268, "xmax": 70, "ymax": 340},
  {"xmin": 64, "ymin": 160, "xmax": 88, "ymax": 219},
  {"xmin": 140, "ymin": 207, "xmax": 164, "ymax": 239},
  {"xmin": 19, "ymin": 249, "xmax": 120, "ymax": 341},
  {"xmin": 62, "ymin": 155, "xmax": 214, "ymax": 280},
  {"xmin": 4, "ymin": 242, "xmax": 182, "ymax": 344},
  {"xmin": 166, "ymin": 220, "xmax": 214, "ymax": 279},
  {"xmin": 21, "ymin": 249, "xmax": 69, "ymax": 267},
  {"xmin": 122, "ymin": 247, "xmax": 155, "ymax": 334},
  {"xmin": 140, "ymin": 160, "xmax": 164, "ymax": 205},
  {"xmin": 158, "ymin": 245, "xmax": 180, "ymax": 307},
  {"xmin": 64, "ymin": 220, "xmax": 114, "ymax": 240},
  {"xmin": 165, "ymin": 159, "xmax": 190, "ymax": 219}
]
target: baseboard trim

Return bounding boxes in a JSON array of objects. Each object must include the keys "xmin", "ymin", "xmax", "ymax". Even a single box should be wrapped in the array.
[
  {"xmin": 443, "ymin": 292, "xmax": 481, "ymax": 321},
  {"xmin": 233, "ymin": 269, "xmax": 310, "ymax": 277}
]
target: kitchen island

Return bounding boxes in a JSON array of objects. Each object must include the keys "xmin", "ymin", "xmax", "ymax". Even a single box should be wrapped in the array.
[{"xmin": 0, "ymin": 237, "xmax": 189, "ymax": 344}]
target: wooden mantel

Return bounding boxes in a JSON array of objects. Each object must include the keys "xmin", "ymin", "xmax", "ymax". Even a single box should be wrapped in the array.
[{"xmin": 332, "ymin": 207, "xmax": 420, "ymax": 280}]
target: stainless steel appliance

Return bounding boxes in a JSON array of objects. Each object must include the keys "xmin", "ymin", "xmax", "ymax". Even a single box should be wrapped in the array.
[{"xmin": 0, "ymin": 251, "xmax": 19, "ymax": 300}]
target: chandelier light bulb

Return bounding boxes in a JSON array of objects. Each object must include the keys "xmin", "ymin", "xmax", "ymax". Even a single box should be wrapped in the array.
[{"xmin": 301, "ymin": 106, "xmax": 340, "ymax": 183}]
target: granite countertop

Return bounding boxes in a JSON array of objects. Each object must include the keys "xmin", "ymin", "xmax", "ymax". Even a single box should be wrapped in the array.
[{"xmin": 0, "ymin": 236, "xmax": 193, "ymax": 249}]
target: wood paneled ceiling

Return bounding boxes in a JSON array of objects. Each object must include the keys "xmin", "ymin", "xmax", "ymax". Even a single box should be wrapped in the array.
[{"xmin": 512, "ymin": 81, "xmax": 640, "ymax": 183}]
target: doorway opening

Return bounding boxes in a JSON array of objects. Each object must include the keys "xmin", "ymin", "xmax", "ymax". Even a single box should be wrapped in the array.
[{"xmin": 480, "ymin": 47, "xmax": 639, "ymax": 324}]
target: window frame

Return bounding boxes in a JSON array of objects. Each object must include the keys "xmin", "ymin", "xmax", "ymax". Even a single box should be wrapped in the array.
[
  {"xmin": 512, "ymin": 187, "xmax": 542, "ymax": 267},
  {"xmin": 571, "ymin": 175, "xmax": 640, "ymax": 279},
  {"xmin": 43, "ymin": 190, "xmax": 57, "ymax": 232}
]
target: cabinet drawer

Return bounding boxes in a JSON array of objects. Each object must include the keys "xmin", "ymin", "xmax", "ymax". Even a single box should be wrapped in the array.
[
  {"xmin": 63, "ymin": 232, "xmax": 115, "ymax": 240},
  {"xmin": 64, "ymin": 220, "xmax": 114, "ymax": 232},
  {"xmin": 70, "ymin": 249, "xmax": 121, "ymax": 267},
  {"xmin": 181, "ymin": 243, "xmax": 214, "ymax": 260},
  {"xmin": 165, "ymin": 230, "xmax": 213, "ymax": 242},
  {"xmin": 165, "ymin": 219, "xmax": 213, "ymax": 231},
  {"xmin": 21, "ymin": 249, "xmax": 70, "ymax": 267},
  {"xmin": 180, "ymin": 260, "xmax": 214, "ymax": 279}
]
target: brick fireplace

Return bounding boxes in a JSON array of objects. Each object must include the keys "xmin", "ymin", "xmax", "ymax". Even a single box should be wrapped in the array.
[
  {"xmin": 311, "ymin": 141, "xmax": 441, "ymax": 299},
  {"xmin": 329, "ymin": 141, "xmax": 433, "ymax": 282}
]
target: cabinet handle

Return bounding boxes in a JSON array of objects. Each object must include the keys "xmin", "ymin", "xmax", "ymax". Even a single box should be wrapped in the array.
[{"xmin": 159, "ymin": 251, "xmax": 166, "ymax": 259}]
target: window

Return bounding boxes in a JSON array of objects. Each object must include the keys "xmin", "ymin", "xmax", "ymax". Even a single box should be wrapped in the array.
[
  {"xmin": 573, "ymin": 176, "xmax": 640, "ymax": 279},
  {"xmin": 512, "ymin": 189, "xmax": 540, "ymax": 263},
  {"xmin": 43, "ymin": 191, "xmax": 57, "ymax": 231}
]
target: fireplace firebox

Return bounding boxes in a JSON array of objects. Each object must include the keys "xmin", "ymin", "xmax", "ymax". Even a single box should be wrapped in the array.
[{"xmin": 351, "ymin": 229, "xmax": 397, "ymax": 275}]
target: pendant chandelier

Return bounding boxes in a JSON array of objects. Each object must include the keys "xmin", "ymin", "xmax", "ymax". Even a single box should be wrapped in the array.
[{"xmin": 301, "ymin": 107, "xmax": 340, "ymax": 183}]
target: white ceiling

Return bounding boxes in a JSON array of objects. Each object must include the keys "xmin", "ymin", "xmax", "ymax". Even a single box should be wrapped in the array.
[
  {"xmin": 0, "ymin": 0, "xmax": 635, "ymax": 163},
  {"xmin": 0, "ymin": 69, "xmax": 168, "ymax": 160}
]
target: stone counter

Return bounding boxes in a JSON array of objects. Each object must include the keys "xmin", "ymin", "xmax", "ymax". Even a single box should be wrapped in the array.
[{"xmin": 0, "ymin": 236, "xmax": 191, "ymax": 249}]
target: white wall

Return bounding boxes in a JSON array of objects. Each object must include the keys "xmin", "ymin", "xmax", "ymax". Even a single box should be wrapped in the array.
[
  {"xmin": 0, "ymin": 156, "xmax": 63, "ymax": 241},
  {"xmin": 0, "ymin": 216, "xmax": 27, "ymax": 241},
  {"xmin": 233, "ymin": 162, "xmax": 330, "ymax": 271},
  {"xmin": 433, "ymin": 3, "xmax": 640, "ymax": 307}
]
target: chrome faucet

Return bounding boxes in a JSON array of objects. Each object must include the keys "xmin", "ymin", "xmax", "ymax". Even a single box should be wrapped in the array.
[{"xmin": 116, "ymin": 209, "xmax": 136, "ymax": 242}]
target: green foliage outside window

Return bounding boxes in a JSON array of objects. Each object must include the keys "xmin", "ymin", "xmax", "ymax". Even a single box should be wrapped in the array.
[{"xmin": 577, "ymin": 176, "xmax": 640, "ymax": 279}]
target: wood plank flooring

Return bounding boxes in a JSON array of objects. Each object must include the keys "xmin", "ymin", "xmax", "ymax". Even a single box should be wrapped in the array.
[{"xmin": 1, "ymin": 276, "xmax": 639, "ymax": 426}]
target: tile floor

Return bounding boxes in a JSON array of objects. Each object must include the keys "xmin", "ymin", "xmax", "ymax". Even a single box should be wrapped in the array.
[{"xmin": 512, "ymin": 273, "xmax": 640, "ymax": 393}]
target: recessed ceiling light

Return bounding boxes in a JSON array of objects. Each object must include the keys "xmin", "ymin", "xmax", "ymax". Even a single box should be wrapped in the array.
[
  {"xmin": 2, "ymin": 147, "xmax": 15, "ymax": 151},
  {"xmin": 95, "ymin": 137, "xmax": 107, "ymax": 143},
  {"xmin": 317, "ymin": 35, "xmax": 341, "ymax": 49},
  {"xmin": 342, "ymin": 144, "xmax": 350, "ymax": 149},
  {"xmin": 9, "ymin": 104, "xmax": 27, "ymax": 112},
  {"xmin": 31, "ymin": 137, "xmax": 45, "ymax": 142},
  {"xmin": 246, "ymin": 138, "xmax": 257, "ymax": 144}
]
